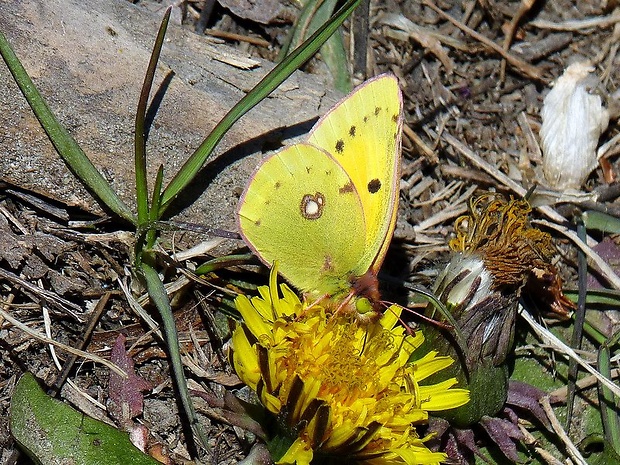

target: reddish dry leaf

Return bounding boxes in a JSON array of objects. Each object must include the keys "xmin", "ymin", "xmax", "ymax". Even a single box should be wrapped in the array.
[
  {"xmin": 588, "ymin": 237, "xmax": 620, "ymax": 289},
  {"xmin": 108, "ymin": 333, "xmax": 152, "ymax": 427},
  {"xmin": 479, "ymin": 416, "xmax": 524, "ymax": 463}
]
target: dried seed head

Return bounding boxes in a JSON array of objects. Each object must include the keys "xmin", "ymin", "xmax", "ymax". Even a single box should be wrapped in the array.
[{"xmin": 431, "ymin": 194, "xmax": 573, "ymax": 370}]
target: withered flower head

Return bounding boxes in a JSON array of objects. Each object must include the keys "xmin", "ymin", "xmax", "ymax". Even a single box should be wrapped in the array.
[
  {"xmin": 420, "ymin": 193, "xmax": 572, "ymax": 427},
  {"xmin": 540, "ymin": 61, "xmax": 609, "ymax": 191}
]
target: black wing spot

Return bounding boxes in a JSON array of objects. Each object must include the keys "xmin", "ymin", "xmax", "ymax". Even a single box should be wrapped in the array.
[
  {"xmin": 368, "ymin": 179, "xmax": 382, "ymax": 194},
  {"xmin": 335, "ymin": 139, "xmax": 345, "ymax": 153},
  {"xmin": 374, "ymin": 107, "xmax": 381, "ymax": 116},
  {"xmin": 349, "ymin": 125, "xmax": 356, "ymax": 137}
]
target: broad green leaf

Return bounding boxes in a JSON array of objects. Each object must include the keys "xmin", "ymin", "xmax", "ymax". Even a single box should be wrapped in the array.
[{"xmin": 10, "ymin": 373, "xmax": 160, "ymax": 465}]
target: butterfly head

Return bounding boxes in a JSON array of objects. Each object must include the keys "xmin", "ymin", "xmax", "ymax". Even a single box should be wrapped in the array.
[{"xmin": 349, "ymin": 271, "xmax": 383, "ymax": 322}]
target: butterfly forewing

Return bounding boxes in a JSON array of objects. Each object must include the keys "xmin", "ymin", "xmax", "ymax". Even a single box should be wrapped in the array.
[{"xmin": 306, "ymin": 74, "xmax": 403, "ymax": 276}]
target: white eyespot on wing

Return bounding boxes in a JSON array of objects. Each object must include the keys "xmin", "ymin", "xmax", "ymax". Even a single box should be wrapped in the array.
[{"xmin": 300, "ymin": 193, "xmax": 325, "ymax": 220}]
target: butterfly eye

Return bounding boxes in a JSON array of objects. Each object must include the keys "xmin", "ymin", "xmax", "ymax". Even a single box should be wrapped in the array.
[
  {"xmin": 355, "ymin": 297, "xmax": 374, "ymax": 315},
  {"xmin": 300, "ymin": 193, "xmax": 325, "ymax": 220}
]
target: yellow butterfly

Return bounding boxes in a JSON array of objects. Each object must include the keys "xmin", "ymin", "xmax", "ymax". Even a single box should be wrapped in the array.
[{"xmin": 237, "ymin": 74, "xmax": 403, "ymax": 316}]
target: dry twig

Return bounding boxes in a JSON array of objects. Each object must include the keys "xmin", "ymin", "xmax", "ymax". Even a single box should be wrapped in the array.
[
  {"xmin": 423, "ymin": 0, "xmax": 547, "ymax": 82},
  {"xmin": 0, "ymin": 308, "xmax": 126, "ymax": 377}
]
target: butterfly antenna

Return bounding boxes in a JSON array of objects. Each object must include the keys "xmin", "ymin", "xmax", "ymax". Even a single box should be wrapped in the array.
[
  {"xmin": 379, "ymin": 302, "xmax": 418, "ymax": 336},
  {"xmin": 399, "ymin": 281, "xmax": 469, "ymax": 358},
  {"xmin": 382, "ymin": 301, "xmax": 457, "ymax": 337}
]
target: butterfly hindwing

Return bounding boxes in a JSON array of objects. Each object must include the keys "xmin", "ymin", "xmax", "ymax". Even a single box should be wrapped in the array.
[{"xmin": 238, "ymin": 143, "xmax": 367, "ymax": 296}]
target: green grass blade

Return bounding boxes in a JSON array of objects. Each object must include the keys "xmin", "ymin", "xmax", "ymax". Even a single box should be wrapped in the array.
[
  {"xmin": 563, "ymin": 288, "xmax": 620, "ymax": 306},
  {"xmin": 320, "ymin": 31, "xmax": 351, "ymax": 93},
  {"xmin": 567, "ymin": 219, "xmax": 588, "ymax": 430},
  {"xmin": 277, "ymin": 0, "xmax": 315, "ymax": 60},
  {"xmin": 194, "ymin": 253, "xmax": 256, "ymax": 275},
  {"xmin": 139, "ymin": 261, "xmax": 210, "ymax": 454},
  {"xmin": 139, "ymin": 165, "xmax": 165, "ymax": 253},
  {"xmin": 159, "ymin": 0, "xmax": 362, "ymax": 211},
  {"xmin": 280, "ymin": 0, "xmax": 351, "ymax": 93},
  {"xmin": 135, "ymin": 7, "xmax": 172, "ymax": 226},
  {"xmin": 580, "ymin": 314, "xmax": 613, "ymax": 346},
  {"xmin": 583, "ymin": 210, "xmax": 620, "ymax": 234},
  {"xmin": 598, "ymin": 330, "xmax": 620, "ymax": 454},
  {"xmin": 150, "ymin": 166, "xmax": 165, "ymax": 222},
  {"xmin": 0, "ymin": 31, "xmax": 135, "ymax": 224}
]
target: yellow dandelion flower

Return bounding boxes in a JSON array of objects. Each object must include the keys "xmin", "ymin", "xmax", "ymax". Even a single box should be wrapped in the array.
[{"xmin": 230, "ymin": 267, "xmax": 469, "ymax": 465}]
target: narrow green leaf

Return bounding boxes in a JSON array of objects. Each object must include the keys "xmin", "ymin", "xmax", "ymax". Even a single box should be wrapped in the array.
[
  {"xmin": 563, "ymin": 288, "xmax": 620, "ymax": 306},
  {"xmin": 598, "ymin": 330, "xmax": 620, "ymax": 454},
  {"xmin": 0, "ymin": 31, "xmax": 135, "ymax": 224},
  {"xmin": 139, "ymin": 261, "xmax": 210, "ymax": 453},
  {"xmin": 583, "ymin": 210, "xmax": 620, "ymax": 234},
  {"xmin": 281, "ymin": 0, "xmax": 351, "ymax": 92},
  {"xmin": 567, "ymin": 219, "xmax": 588, "ymax": 430},
  {"xmin": 135, "ymin": 7, "xmax": 172, "ymax": 226},
  {"xmin": 194, "ymin": 253, "xmax": 255, "ymax": 275}
]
